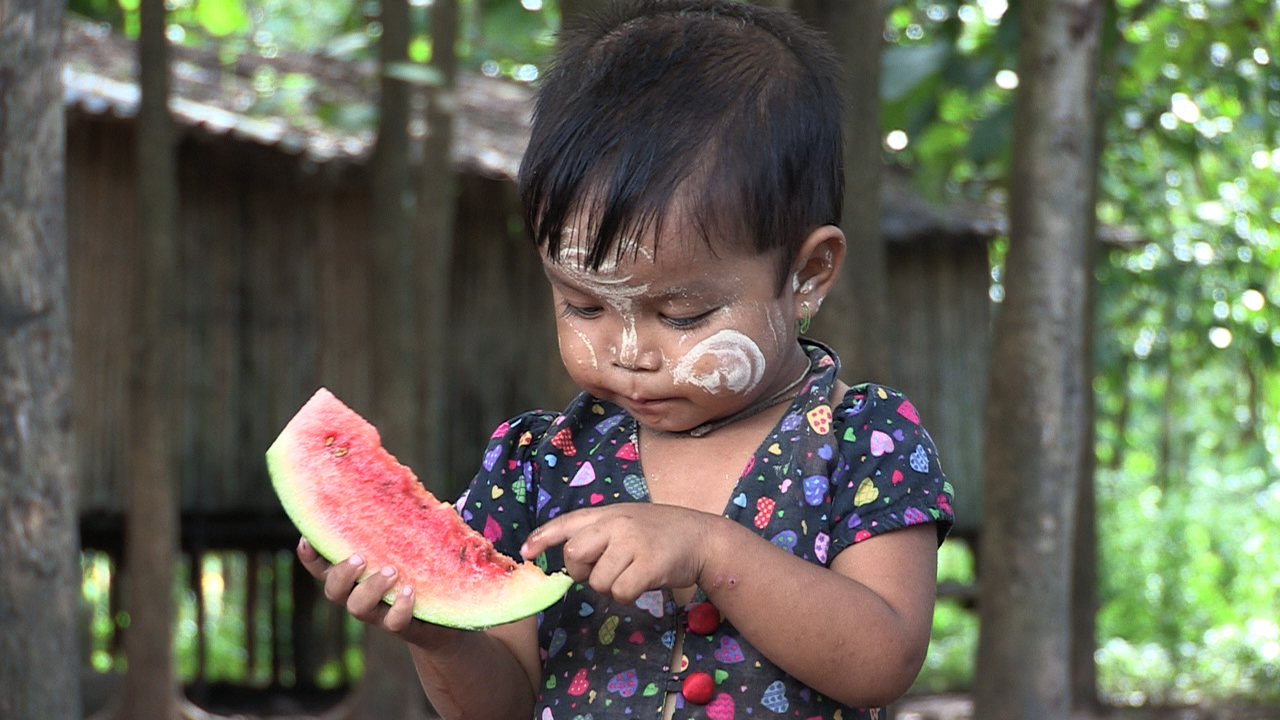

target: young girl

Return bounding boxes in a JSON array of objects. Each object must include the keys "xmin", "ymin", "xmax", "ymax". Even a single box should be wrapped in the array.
[{"xmin": 298, "ymin": 1, "xmax": 955, "ymax": 718}]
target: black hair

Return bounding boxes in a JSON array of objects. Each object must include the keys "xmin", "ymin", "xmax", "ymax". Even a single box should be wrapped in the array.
[{"xmin": 518, "ymin": 0, "xmax": 845, "ymax": 291}]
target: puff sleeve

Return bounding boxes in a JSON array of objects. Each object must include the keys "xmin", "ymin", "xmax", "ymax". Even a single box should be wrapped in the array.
[
  {"xmin": 454, "ymin": 410, "xmax": 559, "ymax": 563},
  {"xmin": 828, "ymin": 383, "xmax": 955, "ymax": 559}
]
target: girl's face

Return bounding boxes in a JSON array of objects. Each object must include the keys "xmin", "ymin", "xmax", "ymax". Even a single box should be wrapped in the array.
[{"xmin": 543, "ymin": 213, "xmax": 842, "ymax": 435}]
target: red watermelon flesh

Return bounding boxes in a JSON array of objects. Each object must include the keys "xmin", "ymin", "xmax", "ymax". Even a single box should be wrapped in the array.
[{"xmin": 267, "ymin": 388, "xmax": 570, "ymax": 630}]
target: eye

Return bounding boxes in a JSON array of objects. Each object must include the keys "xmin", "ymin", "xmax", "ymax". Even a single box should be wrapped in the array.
[
  {"xmin": 560, "ymin": 300, "xmax": 602, "ymax": 320},
  {"xmin": 663, "ymin": 309, "xmax": 716, "ymax": 330}
]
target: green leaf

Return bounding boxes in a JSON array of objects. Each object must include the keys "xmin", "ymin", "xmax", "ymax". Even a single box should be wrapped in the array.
[
  {"xmin": 410, "ymin": 36, "xmax": 432, "ymax": 64},
  {"xmin": 195, "ymin": 0, "xmax": 249, "ymax": 37},
  {"xmin": 966, "ymin": 102, "xmax": 1012, "ymax": 165}
]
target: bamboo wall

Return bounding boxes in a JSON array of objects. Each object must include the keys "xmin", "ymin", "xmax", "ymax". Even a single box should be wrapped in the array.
[
  {"xmin": 67, "ymin": 112, "xmax": 989, "ymax": 549},
  {"xmin": 67, "ymin": 113, "xmax": 562, "ymax": 552},
  {"xmin": 884, "ymin": 237, "xmax": 991, "ymax": 535}
]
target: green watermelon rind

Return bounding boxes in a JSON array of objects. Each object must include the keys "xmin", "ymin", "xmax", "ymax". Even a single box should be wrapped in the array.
[{"xmin": 266, "ymin": 389, "xmax": 572, "ymax": 631}]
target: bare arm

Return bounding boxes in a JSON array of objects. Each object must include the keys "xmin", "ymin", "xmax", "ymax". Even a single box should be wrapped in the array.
[
  {"xmin": 297, "ymin": 538, "xmax": 542, "ymax": 720},
  {"xmin": 520, "ymin": 506, "xmax": 938, "ymax": 709},
  {"xmin": 699, "ymin": 518, "xmax": 938, "ymax": 706}
]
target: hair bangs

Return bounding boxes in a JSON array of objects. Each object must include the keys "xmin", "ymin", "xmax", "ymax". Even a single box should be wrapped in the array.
[{"xmin": 519, "ymin": 0, "xmax": 845, "ymax": 287}]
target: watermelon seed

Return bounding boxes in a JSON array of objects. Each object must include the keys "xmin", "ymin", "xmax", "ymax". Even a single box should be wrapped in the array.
[
  {"xmin": 325, "ymin": 435, "xmax": 336, "ymax": 445},
  {"xmin": 332, "ymin": 446, "xmax": 349, "ymax": 457}
]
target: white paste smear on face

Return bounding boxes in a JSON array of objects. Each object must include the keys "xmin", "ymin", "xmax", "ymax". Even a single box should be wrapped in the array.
[
  {"xmin": 556, "ymin": 244, "xmax": 652, "ymax": 365},
  {"xmin": 672, "ymin": 329, "xmax": 766, "ymax": 395},
  {"xmin": 767, "ymin": 303, "xmax": 788, "ymax": 346},
  {"xmin": 572, "ymin": 327, "xmax": 599, "ymax": 369}
]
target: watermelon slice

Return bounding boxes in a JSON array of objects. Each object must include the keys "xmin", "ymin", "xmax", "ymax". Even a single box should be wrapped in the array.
[{"xmin": 266, "ymin": 388, "xmax": 571, "ymax": 630}]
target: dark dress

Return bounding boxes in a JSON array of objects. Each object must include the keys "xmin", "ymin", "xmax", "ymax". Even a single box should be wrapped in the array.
[{"xmin": 456, "ymin": 341, "xmax": 955, "ymax": 720}]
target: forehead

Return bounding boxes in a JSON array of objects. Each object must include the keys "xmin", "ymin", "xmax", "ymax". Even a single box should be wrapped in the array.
[
  {"xmin": 550, "ymin": 182, "xmax": 750, "ymax": 262},
  {"xmin": 543, "ymin": 236, "xmax": 717, "ymax": 290},
  {"xmin": 541, "ymin": 242, "xmax": 784, "ymax": 312}
]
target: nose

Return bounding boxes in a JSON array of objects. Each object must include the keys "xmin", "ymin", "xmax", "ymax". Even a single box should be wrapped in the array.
[{"xmin": 611, "ymin": 322, "xmax": 661, "ymax": 371}]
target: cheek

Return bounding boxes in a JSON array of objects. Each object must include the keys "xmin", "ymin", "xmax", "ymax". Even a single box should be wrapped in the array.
[
  {"xmin": 671, "ymin": 330, "xmax": 766, "ymax": 395},
  {"xmin": 687, "ymin": 352, "xmax": 721, "ymax": 377},
  {"xmin": 556, "ymin": 320, "xmax": 601, "ymax": 370},
  {"xmin": 752, "ymin": 303, "xmax": 791, "ymax": 351}
]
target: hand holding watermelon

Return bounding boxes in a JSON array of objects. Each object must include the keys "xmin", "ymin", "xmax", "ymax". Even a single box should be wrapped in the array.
[{"xmin": 295, "ymin": 537, "xmax": 464, "ymax": 645}]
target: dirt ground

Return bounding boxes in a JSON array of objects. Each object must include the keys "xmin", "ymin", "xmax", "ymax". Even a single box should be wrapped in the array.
[
  {"xmin": 81, "ymin": 678, "xmax": 1280, "ymax": 720},
  {"xmin": 891, "ymin": 693, "xmax": 1280, "ymax": 720}
]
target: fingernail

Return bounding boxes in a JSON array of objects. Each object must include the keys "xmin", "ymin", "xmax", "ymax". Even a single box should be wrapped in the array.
[
  {"xmin": 349, "ymin": 554, "xmax": 364, "ymax": 567},
  {"xmin": 381, "ymin": 565, "xmax": 397, "ymax": 578},
  {"xmin": 298, "ymin": 537, "xmax": 309, "ymax": 551},
  {"xmin": 402, "ymin": 585, "xmax": 413, "ymax": 598}
]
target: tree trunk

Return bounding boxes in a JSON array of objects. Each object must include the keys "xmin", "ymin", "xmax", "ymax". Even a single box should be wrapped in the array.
[
  {"xmin": 974, "ymin": 1, "xmax": 1102, "ymax": 719},
  {"xmin": 1071, "ymin": 23, "xmax": 1112, "ymax": 707},
  {"xmin": 418, "ymin": 0, "xmax": 460, "ymax": 491},
  {"xmin": 793, "ymin": 0, "xmax": 892, "ymax": 384},
  {"xmin": 0, "ymin": 1, "xmax": 81, "ymax": 718},
  {"xmin": 1071, "ymin": 388, "xmax": 1100, "ymax": 712},
  {"xmin": 118, "ymin": 0, "xmax": 183, "ymax": 716},
  {"xmin": 1068, "ymin": 209, "xmax": 1101, "ymax": 713},
  {"xmin": 351, "ymin": 0, "xmax": 430, "ymax": 716},
  {"xmin": 368, "ymin": 0, "xmax": 419, "ymax": 466}
]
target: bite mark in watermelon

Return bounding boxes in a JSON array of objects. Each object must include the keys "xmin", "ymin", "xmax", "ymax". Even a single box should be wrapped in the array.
[{"xmin": 266, "ymin": 388, "xmax": 571, "ymax": 630}]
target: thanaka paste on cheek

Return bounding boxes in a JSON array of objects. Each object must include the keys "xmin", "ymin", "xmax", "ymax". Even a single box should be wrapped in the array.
[
  {"xmin": 571, "ymin": 327, "xmax": 599, "ymax": 369},
  {"xmin": 768, "ymin": 305, "xmax": 789, "ymax": 346},
  {"xmin": 671, "ymin": 329, "xmax": 766, "ymax": 395}
]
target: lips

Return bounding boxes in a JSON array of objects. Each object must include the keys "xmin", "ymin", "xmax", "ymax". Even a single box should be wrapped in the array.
[{"xmin": 625, "ymin": 396, "xmax": 668, "ymax": 408}]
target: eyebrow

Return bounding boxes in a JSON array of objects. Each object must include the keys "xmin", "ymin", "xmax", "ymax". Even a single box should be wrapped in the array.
[{"xmin": 540, "ymin": 261, "xmax": 593, "ymax": 291}]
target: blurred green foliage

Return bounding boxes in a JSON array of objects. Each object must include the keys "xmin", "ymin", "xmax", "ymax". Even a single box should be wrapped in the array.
[{"xmin": 879, "ymin": 0, "xmax": 1280, "ymax": 706}]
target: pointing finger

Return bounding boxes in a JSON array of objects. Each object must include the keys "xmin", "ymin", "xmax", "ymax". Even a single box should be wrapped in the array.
[{"xmin": 521, "ymin": 507, "xmax": 605, "ymax": 559}]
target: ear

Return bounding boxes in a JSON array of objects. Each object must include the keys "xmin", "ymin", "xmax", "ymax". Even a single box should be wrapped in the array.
[{"xmin": 789, "ymin": 224, "xmax": 846, "ymax": 313}]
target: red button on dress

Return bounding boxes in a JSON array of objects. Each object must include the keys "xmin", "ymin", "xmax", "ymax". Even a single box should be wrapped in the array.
[
  {"xmin": 687, "ymin": 601, "xmax": 720, "ymax": 635},
  {"xmin": 682, "ymin": 671, "xmax": 715, "ymax": 705}
]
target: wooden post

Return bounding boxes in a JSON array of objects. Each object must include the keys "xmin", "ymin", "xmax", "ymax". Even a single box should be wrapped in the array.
[
  {"xmin": 271, "ymin": 551, "xmax": 285, "ymax": 687},
  {"xmin": 291, "ymin": 556, "xmax": 319, "ymax": 689},
  {"xmin": 794, "ymin": 0, "xmax": 893, "ymax": 384},
  {"xmin": 418, "ymin": 0, "xmax": 460, "ymax": 488},
  {"xmin": 191, "ymin": 550, "xmax": 207, "ymax": 693},
  {"xmin": 118, "ymin": 0, "xmax": 182, "ymax": 714},
  {"xmin": 246, "ymin": 552, "xmax": 261, "ymax": 682}
]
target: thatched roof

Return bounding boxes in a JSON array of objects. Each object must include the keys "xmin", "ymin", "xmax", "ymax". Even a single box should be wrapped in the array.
[
  {"xmin": 63, "ymin": 17, "xmax": 531, "ymax": 177},
  {"xmin": 62, "ymin": 16, "xmax": 1004, "ymax": 243}
]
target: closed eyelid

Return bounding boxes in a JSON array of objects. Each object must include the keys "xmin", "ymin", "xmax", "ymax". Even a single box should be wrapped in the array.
[
  {"xmin": 559, "ymin": 301, "xmax": 602, "ymax": 320},
  {"xmin": 663, "ymin": 308, "xmax": 718, "ymax": 329},
  {"xmin": 544, "ymin": 263, "xmax": 731, "ymax": 320}
]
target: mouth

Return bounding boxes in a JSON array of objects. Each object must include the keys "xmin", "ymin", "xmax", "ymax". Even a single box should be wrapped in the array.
[
  {"xmin": 618, "ymin": 393, "xmax": 681, "ymax": 418},
  {"xmin": 624, "ymin": 395, "xmax": 668, "ymax": 408}
]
